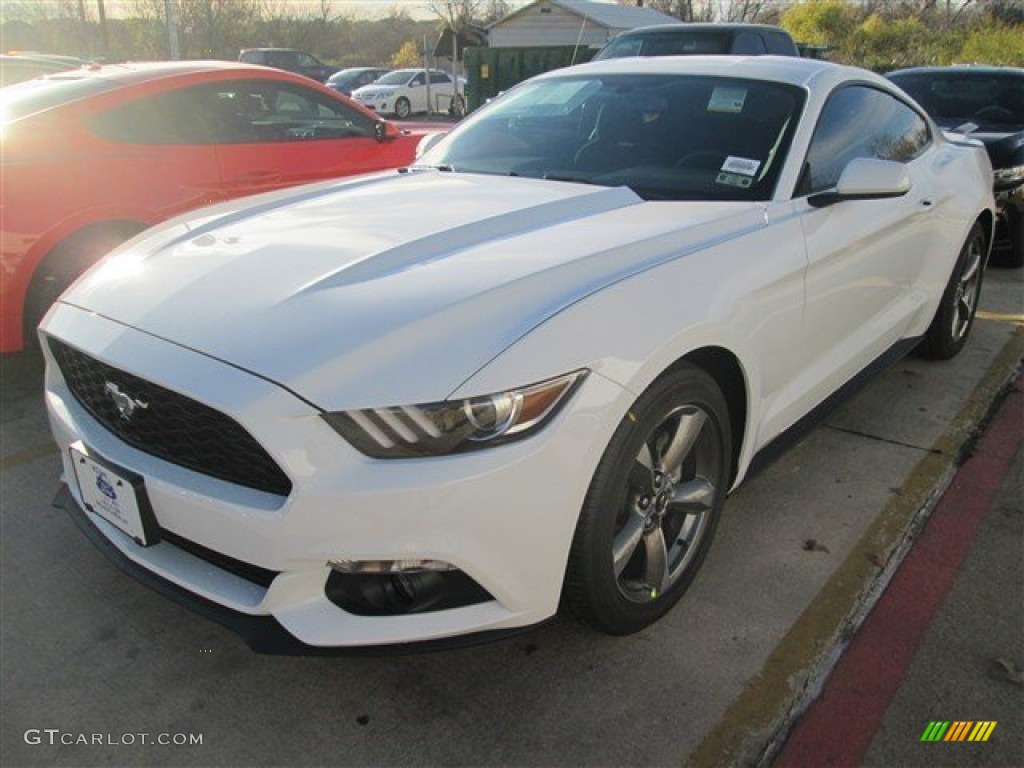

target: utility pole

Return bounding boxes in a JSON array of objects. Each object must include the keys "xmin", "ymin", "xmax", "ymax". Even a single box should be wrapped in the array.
[
  {"xmin": 165, "ymin": 0, "xmax": 181, "ymax": 60},
  {"xmin": 445, "ymin": 1, "xmax": 462, "ymax": 116},
  {"xmin": 96, "ymin": 0, "xmax": 110, "ymax": 56},
  {"xmin": 451, "ymin": 14, "xmax": 460, "ymax": 116}
]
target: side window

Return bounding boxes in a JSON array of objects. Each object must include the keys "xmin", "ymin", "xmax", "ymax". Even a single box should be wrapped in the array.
[
  {"xmin": 765, "ymin": 32, "xmax": 795, "ymax": 55},
  {"xmin": 410, "ymin": 73, "xmax": 426, "ymax": 87},
  {"xmin": 295, "ymin": 53, "xmax": 319, "ymax": 68},
  {"xmin": 267, "ymin": 52, "xmax": 294, "ymax": 69},
  {"xmin": 199, "ymin": 80, "xmax": 376, "ymax": 143},
  {"xmin": 88, "ymin": 88, "xmax": 217, "ymax": 144},
  {"xmin": 429, "ymin": 72, "xmax": 452, "ymax": 85},
  {"xmin": 731, "ymin": 32, "xmax": 766, "ymax": 55},
  {"xmin": 802, "ymin": 85, "xmax": 930, "ymax": 195}
]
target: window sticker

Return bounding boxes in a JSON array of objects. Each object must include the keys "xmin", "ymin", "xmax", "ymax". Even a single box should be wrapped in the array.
[
  {"xmin": 708, "ymin": 87, "xmax": 747, "ymax": 113},
  {"xmin": 715, "ymin": 172, "xmax": 753, "ymax": 188},
  {"xmin": 721, "ymin": 156, "xmax": 761, "ymax": 177}
]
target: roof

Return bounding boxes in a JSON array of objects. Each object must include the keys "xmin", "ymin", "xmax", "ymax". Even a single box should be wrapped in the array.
[
  {"xmin": 489, "ymin": 0, "xmax": 676, "ymax": 31},
  {"xmin": 615, "ymin": 22, "xmax": 793, "ymax": 36},
  {"xmin": 543, "ymin": 54, "xmax": 863, "ymax": 89},
  {"xmin": 32, "ymin": 60, "xmax": 286, "ymax": 86}
]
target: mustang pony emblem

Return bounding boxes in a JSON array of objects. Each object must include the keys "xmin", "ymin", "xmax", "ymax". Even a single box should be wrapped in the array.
[{"xmin": 104, "ymin": 382, "xmax": 148, "ymax": 422}]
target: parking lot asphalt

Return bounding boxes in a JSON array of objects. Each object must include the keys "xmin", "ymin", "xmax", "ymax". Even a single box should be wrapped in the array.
[{"xmin": 1, "ymin": 266, "xmax": 1021, "ymax": 767}]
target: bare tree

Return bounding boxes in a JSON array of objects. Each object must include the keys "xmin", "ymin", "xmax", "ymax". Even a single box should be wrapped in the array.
[
  {"xmin": 1, "ymin": 0, "xmax": 80, "ymax": 23},
  {"xmin": 719, "ymin": 0, "xmax": 772, "ymax": 22},
  {"xmin": 619, "ymin": 0, "xmax": 780, "ymax": 22},
  {"xmin": 426, "ymin": 0, "xmax": 483, "ymax": 28},
  {"xmin": 481, "ymin": 0, "xmax": 512, "ymax": 23}
]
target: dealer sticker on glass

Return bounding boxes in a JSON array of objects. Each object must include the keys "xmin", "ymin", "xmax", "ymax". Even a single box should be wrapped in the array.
[
  {"xmin": 721, "ymin": 156, "xmax": 761, "ymax": 177},
  {"xmin": 708, "ymin": 87, "xmax": 748, "ymax": 113},
  {"xmin": 70, "ymin": 444, "xmax": 155, "ymax": 546}
]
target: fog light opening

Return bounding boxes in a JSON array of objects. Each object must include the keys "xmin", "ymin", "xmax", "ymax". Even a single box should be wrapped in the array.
[{"xmin": 325, "ymin": 562, "xmax": 492, "ymax": 617}]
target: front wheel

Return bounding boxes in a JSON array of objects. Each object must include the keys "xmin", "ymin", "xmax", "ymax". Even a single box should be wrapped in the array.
[
  {"xmin": 918, "ymin": 221, "xmax": 985, "ymax": 360},
  {"xmin": 23, "ymin": 223, "xmax": 143, "ymax": 351},
  {"xmin": 394, "ymin": 97, "xmax": 411, "ymax": 119},
  {"xmin": 563, "ymin": 364, "xmax": 731, "ymax": 635}
]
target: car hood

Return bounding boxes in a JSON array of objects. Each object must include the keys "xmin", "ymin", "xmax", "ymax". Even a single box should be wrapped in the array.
[
  {"xmin": 64, "ymin": 171, "xmax": 765, "ymax": 409},
  {"xmin": 355, "ymin": 84, "xmax": 402, "ymax": 95}
]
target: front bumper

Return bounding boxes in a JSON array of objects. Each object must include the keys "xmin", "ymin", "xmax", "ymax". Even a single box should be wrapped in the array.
[
  {"xmin": 353, "ymin": 97, "xmax": 391, "ymax": 115},
  {"xmin": 42, "ymin": 303, "xmax": 628, "ymax": 649},
  {"xmin": 52, "ymin": 485, "xmax": 547, "ymax": 655}
]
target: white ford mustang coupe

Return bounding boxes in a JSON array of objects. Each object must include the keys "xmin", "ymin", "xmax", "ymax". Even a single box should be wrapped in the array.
[{"xmin": 43, "ymin": 57, "xmax": 994, "ymax": 652}]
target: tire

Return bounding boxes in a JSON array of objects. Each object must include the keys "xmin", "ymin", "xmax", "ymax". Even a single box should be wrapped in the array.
[
  {"xmin": 563, "ymin": 363, "xmax": 731, "ymax": 635},
  {"xmin": 394, "ymin": 97, "xmax": 411, "ymax": 120},
  {"xmin": 24, "ymin": 223, "xmax": 142, "ymax": 350},
  {"xmin": 990, "ymin": 209, "xmax": 1023, "ymax": 269},
  {"xmin": 917, "ymin": 221, "xmax": 985, "ymax": 360}
]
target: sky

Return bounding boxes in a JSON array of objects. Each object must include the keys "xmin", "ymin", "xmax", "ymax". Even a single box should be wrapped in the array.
[{"xmin": 95, "ymin": 0, "xmax": 536, "ymax": 20}]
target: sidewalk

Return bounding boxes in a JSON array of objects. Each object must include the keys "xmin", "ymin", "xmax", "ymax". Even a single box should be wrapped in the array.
[{"xmin": 773, "ymin": 378, "xmax": 1023, "ymax": 767}]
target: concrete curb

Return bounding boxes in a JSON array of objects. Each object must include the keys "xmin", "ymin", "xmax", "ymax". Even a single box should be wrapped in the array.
[{"xmin": 685, "ymin": 327, "xmax": 1024, "ymax": 768}]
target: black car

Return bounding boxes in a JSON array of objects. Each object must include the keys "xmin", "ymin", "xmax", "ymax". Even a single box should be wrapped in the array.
[
  {"xmin": 888, "ymin": 66, "xmax": 1024, "ymax": 267},
  {"xmin": 238, "ymin": 48, "xmax": 339, "ymax": 83},
  {"xmin": 325, "ymin": 67, "xmax": 390, "ymax": 96},
  {"xmin": 593, "ymin": 23, "xmax": 800, "ymax": 60}
]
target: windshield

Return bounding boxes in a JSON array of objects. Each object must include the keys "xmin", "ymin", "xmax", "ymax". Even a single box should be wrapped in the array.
[
  {"xmin": 418, "ymin": 73, "xmax": 805, "ymax": 202},
  {"xmin": 890, "ymin": 71, "xmax": 1024, "ymax": 131},
  {"xmin": 376, "ymin": 70, "xmax": 416, "ymax": 86},
  {"xmin": 0, "ymin": 74, "xmax": 119, "ymax": 124},
  {"xmin": 595, "ymin": 31, "xmax": 731, "ymax": 60}
]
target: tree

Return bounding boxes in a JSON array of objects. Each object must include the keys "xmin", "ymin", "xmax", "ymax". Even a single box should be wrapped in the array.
[
  {"xmin": 615, "ymin": 0, "xmax": 781, "ymax": 22},
  {"xmin": 780, "ymin": 0, "xmax": 860, "ymax": 47},
  {"xmin": 481, "ymin": 0, "xmax": 512, "ymax": 23},
  {"xmin": 617, "ymin": 1, "xmax": 712, "ymax": 22},
  {"xmin": 959, "ymin": 23, "xmax": 1024, "ymax": 65},
  {"xmin": 391, "ymin": 39, "xmax": 422, "ymax": 68},
  {"xmin": 427, "ymin": 0, "xmax": 482, "ymax": 30}
]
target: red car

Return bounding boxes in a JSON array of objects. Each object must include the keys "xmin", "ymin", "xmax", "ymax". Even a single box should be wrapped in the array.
[{"xmin": 1, "ymin": 61, "xmax": 423, "ymax": 352}]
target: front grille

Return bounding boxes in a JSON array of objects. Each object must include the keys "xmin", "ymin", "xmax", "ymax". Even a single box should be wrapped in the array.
[{"xmin": 49, "ymin": 338, "xmax": 292, "ymax": 497}]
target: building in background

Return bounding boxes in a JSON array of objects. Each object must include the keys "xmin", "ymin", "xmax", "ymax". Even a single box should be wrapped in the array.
[{"xmin": 486, "ymin": 0, "xmax": 676, "ymax": 49}]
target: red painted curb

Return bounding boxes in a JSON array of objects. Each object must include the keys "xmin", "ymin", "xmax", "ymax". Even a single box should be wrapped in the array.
[{"xmin": 776, "ymin": 383, "xmax": 1023, "ymax": 768}]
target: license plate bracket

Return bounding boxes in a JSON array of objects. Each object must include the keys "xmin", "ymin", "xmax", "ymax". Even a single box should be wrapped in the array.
[{"xmin": 70, "ymin": 444, "xmax": 159, "ymax": 547}]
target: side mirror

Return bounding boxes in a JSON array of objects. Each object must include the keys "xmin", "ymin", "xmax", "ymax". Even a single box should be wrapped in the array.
[
  {"xmin": 374, "ymin": 120, "xmax": 401, "ymax": 143},
  {"xmin": 415, "ymin": 131, "xmax": 447, "ymax": 159},
  {"xmin": 808, "ymin": 157, "xmax": 912, "ymax": 208}
]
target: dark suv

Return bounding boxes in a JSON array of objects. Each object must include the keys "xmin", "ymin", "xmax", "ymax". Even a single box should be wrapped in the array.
[
  {"xmin": 238, "ymin": 48, "xmax": 339, "ymax": 83},
  {"xmin": 593, "ymin": 23, "xmax": 799, "ymax": 60}
]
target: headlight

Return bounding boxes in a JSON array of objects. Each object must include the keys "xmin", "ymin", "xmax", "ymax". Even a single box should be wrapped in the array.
[
  {"xmin": 994, "ymin": 164, "xmax": 1024, "ymax": 186},
  {"xmin": 323, "ymin": 370, "xmax": 587, "ymax": 458}
]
